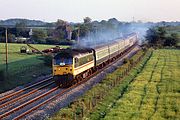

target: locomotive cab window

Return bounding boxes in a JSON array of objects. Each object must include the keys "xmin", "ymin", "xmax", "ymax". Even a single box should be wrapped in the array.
[
  {"xmin": 75, "ymin": 57, "xmax": 78, "ymax": 63},
  {"xmin": 54, "ymin": 57, "xmax": 73, "ymax": 66}
]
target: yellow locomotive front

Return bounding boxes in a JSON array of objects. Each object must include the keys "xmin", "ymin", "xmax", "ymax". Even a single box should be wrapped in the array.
[
  {"xmin": 52, "ymin": 48, "xmax": 95, "ymax": 87},
  {"xmin": 53, "ymin": 51, "xmax": 75, "ymax": 86},
  {"xmin": 53, "ymin": 57, "xmax": 73, "ymax": 76}
]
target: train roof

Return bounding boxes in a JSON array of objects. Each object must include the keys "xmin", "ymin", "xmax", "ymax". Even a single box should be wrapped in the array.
[
  {"xmin": 93, "ymin": 41, "xmax": 120, "ymax": 50},
  {"xmin": 54, "ymin": 48, "xmax": 93, "ymax": 58},
  {"xmin": 94, "ymin": 33, "xmax": 137, "ymax": 50}
]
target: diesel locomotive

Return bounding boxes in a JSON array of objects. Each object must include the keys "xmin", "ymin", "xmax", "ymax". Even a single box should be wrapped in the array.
[{"xmin": 52, "ymin": 33, "xmax": 138, "ymax": 87}]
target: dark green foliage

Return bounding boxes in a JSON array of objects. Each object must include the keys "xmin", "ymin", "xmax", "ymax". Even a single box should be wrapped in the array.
[
  {"xmin": 53, "ymin": 19, "xmax": 67, "ymax": 40},
  {"xmin": 129, "ymin": 59, "xmax": 134, "ymax": 65},
  {"xmin": 123, "ymin": 58, "xmax": 129, "ymax": 64},
  {"xmin": 146, "ymin": 27, "xmax": 159, "ymax": 45},
  {"xmin": 43, "ymin": 55, "xmax": 53, "ymax": 66},
  {"xmin": 164, "ymin": 33, "xmax": 179, "ymax": 46},
  {"xmin": 7, "ymin": 33, "xmax": 16, "ymax": 43},
  {"xmin": 78, "ymin": 24, "xmax": 91, "ymax": 37},
  {"xmin": 0, "ymin": 27, "xmax": 29, "ymax": 42},
  {"xmin": 32, "ymin": 29, "xmax": 47, "ymax": 43},
  {"xmin": 84, "ymin": 17, "xmax": 92, "ymax": 24},
  {"xmin": 164, "ymin": 37, "xmax": 177, "ymax": 46},
  {"xmin": 45, "ymin": 37, "xmax": 60, "ymax": 44},
  {"xmin": 75, "ymin": 106, "xmax": 83, "ymax": 115},
  {"xmin": 157, "ymin": 27, "xmax": 166, "ymax": 39},
  {"xmin": 0, "ymin": 70, "xmax": 5, "ymax": 81},
  {"xmin": 146, "ymin": 27, "xmax": 166, "ymax": 47},
  {"xmin": 15, "ymin": 21, "xmax": 30, "ymax": 38},
  {"xmin": 146, "ymin": 26, "xmax": 179, "ymax": 47}
]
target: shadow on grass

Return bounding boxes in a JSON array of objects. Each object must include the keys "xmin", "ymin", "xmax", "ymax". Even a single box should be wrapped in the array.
[{"xmin": 0, "ymin": 56, "xmax": 52, "ymax": 93}]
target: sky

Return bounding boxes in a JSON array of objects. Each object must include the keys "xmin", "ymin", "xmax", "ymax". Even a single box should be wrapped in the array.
[{"xmin": 0, "ymin": 0, "xmax": 180, "ymax": 22}]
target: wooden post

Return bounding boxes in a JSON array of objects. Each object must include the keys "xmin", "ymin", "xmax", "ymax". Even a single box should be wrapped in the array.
[
  {"xmin": 77, "ymin": 27, "xmax": 80, "ymax": 44},
  {"xmin": 5, "ymin": 28, "xmax": 8, "ymax": 80},
  {"xmin": 5, "ymin": 28, "xmax": 8, "ymax": 67}
]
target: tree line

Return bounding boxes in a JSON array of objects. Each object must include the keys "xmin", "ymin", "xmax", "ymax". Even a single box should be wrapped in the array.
[
  {"xmin": 145, "ymin": 26, "xmax": 179, "ymax": 47},
  {"xmin": 0, "ymin": 17, "xmax": 114, "ymax": 44},
  {"xmin": 0, "ymin": 17, "xmax": 147, "ymax": 45},
  {"xmin": 0, "ymin": 18, "xmax": 179, "ymax": 47}
]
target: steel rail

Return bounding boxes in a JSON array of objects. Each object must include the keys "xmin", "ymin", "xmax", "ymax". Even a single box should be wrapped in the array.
[
  {"xmin": 0, "ymin": 77, "xmax": 53, "ymax": 103},
  {"xmin": 0, "ymin": 81, "xmax": 54, "ymax": 109},
  {"xmin": 0, "ymin": 86, "xmax": 59, "ymax": 119}
]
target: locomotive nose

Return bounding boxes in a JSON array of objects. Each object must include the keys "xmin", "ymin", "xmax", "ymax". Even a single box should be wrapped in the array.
[{"xmin": 53, "ymin": 65, "xmax": 73, "ymax": 75}]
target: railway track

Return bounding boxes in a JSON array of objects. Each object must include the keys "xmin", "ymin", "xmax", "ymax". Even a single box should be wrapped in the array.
[
  {"xmin": 0, "ymin": 44, "xmax": 138, "ymax": 119},
  {"xmin": 0, "ymin": 77, "xmax": 53, "ymax": 103},
  {"xmin": 0, "ymin": 81, "xmax": 55, "ymax": 113},
  {"xmin": 0, "ymin": 77, "xmax": 54, "ymax": 119}
]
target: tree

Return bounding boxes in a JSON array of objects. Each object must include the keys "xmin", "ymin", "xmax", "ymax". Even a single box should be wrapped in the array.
[
  {"xmin": 164, "ymin": 33, "xmax": 178, "ymax": 46},
  {"xmin": 56, "ymin": 19, "xmax": 67, "ymax": 27},
  {"xmin": 53, "ymin": 19, "xmax": 67, "ymax": 40},
  {"xmin": 146, "ymin": 26, "xmax": 179, "ymax": 47},
  {"xmin": 8, "ymin": 33, "xmax": 16, "ymax": 43},
  {"xmin": 83, "ymin": 17, "xmax": 92, "ymax": 24},
  {"xmin": 79, "ymin": 24, "xmax": 90, "ymax": 37},
  {"xmin": 32, "ymin": 29, "xmax": 47, "ymax": 43},
  {"xmin": 15, "ymin": 21, "xmax": 27, "ymax": 37},
  {"xmin": 146, "ymin": 27, "xmax": 159, "ymax": 45},
  {"xmin": 146, "ymin": 27, "xmax": 166, "ymax": 47},
  {"xmin": 171, "ymin": 33, "xmax": 179, "ymax": 46},
  {"xmin": 157, "ymin": 27, "xmax": 166, "ymax": 39}
]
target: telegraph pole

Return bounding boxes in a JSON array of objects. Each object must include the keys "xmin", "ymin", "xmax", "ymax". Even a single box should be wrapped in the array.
[
  {"xmin": 5, "ymin": 28, "xmax": 8, "ymax": 69},
  {"xmin": 77, "ymin": 27, "xmax": 80, "ymax": 44}
]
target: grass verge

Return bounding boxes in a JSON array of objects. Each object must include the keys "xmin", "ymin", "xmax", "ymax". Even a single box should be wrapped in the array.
[{"xmin": 104, "ymin": 49, "xmax": 180, "ymax": 120}]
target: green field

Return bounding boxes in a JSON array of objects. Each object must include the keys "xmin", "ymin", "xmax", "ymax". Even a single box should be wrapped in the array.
[
  {"xmin": 104, "ymin": 49, "xmax": 180, "ymax": 120},
  {"xmin": 0, "ymin": 43, "xmax": 67, "ymax": 93},
  {"xmin": 0, "ymin": 43, "xmax": 55, "ymax": 64}
]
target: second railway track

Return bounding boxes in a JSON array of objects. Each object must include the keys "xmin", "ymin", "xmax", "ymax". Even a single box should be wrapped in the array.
[
  {"xmin": 0, "ymin": 77, "xmax": 53, "ymax": 103},
  {"xmin": 0, "ymin": 77, "xmax": 55, "ymax": 119},
  {"xmin": 0, "ymin": 81, "xmax": 55, "ymax": 113}
]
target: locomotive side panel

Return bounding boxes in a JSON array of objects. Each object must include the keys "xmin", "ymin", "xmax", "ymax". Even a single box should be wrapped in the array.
[{"xmin": 73, "ymin": 53, "xmax": 95, "ymax": 76}]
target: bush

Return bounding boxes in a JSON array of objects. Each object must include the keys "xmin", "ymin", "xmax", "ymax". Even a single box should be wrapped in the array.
[
  {"xmin": 43, "ymin": 55, "xmax": 53, "ymax": 66},
  {"xmin": 0, "ymin": 70, "xmax": 5, "ymax": 81},
  {"xmin": 123, "ymin": 58, "xmax": 129, "ymax": 64}
]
